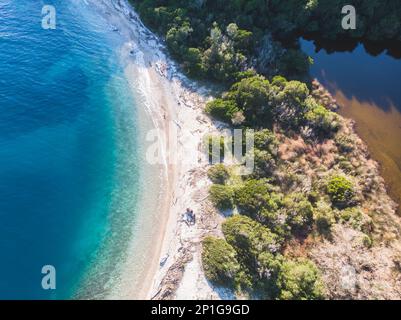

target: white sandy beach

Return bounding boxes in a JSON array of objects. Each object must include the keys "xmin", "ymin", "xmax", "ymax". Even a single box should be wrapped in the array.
[{"xmin": 86, "ymin": 0, "xmax": 225, "ymax": 300}]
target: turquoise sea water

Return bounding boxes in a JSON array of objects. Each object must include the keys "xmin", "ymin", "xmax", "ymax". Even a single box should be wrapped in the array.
[{"xmin": 0, "ymin": 0, "xmax": 148, "ymax": 299}]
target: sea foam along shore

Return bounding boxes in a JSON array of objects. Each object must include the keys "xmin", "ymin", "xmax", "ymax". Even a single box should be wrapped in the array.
[{"xmin": 87, "ymin": 0, "xmax": 224, "ymax": 299}]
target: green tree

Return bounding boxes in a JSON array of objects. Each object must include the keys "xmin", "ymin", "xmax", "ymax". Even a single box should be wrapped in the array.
[
  {"xmin": 227, "ymin": 75, "xmax": 273, "ymax": 126},
  {"xmin": 253, "ymin": 129, "xmax": 279, "ymax": 154},
  {"xmin": 166, "ymin": 21, "xmax": 193, "ymax": 57},
  {"xmin": 273, "ymin": 80, "xmax": 310, "ymax": 127},
  {"xmin": 223, "ymin": 215, "xmax": 280, "ymax": 258},
  {"xmin": 271, "ymin": 75, "xmax": 288, "ymax": 90},
  {"xmin": 202, "ymin": 236, "xmax": 241, "ymax": 287},
  {"xmin": 209, "ymin": 184, "xmax": 234, "ymax": 210},
  {"xmin": 304, "ymin": 97, "xmax": 340, "ymax": 137},
  {"xmin": 278, "ymin": 49, "xmax": 312, "ymax": 78},
  {"xmin": 277, "ymin": 258, "xmax": 325, "ymax": 300},
  {"xmin": 222, "ymin": 215, "xmax": 284, "ymax": 296},
  {"xmin": 326, "ymin": 175, "xmax": 355, "ymax": 208},
  {"xmin": 226, "ymin": 23, "xmax": 254, "ymax": 54},
  {"xmin": 313, "ymin": 200, "xmax": 335, "ymax": 235},
  {"xmin": 253, "ymin": 149, "xmax": 277, "ymax": 178},
  {"xmin": 283, "ymin": 193, "xmax": 314, "ymax": 234},
  {"xmin": 183, "ymin": 47, "xmax": 205, "ymax": 77},
  {"xmin": 205, "ymin": 98, "xmax": 239, "ymax": 123},
  {"xmin": 234, "ymin": 179, "xmax": 282, "ymax": 222},
  {"xmin": 202, "ymin": 23, "xmax": 247, "ymax": 82},
  {"xmin": 207, "ymin": 164, "xmax": 230, "ymax": 184}
]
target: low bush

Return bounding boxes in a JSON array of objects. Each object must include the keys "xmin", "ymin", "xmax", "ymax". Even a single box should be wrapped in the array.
[
  {"xmin": 202, "ymin": 236, "xmax": 241, "ymax": 287},
  {"xmin": 209, "ymin": 184, "xmax": 234, "ymax": 210},
  {"xmin": 340, "ymin": 207, "xmax": 373, "ymax": 233},
  {"xmin": 205, "ymin": 99, "xmax": 239, "ymax": 123},
  {"xmin": 283, "ymin": 193, "xmax": 314, "ymax": 234},
  {"xmin": 362, "ymin": 234, "xmax": 373, "ymax": 248},
  {"xmin": 277, "ymin": 258, "xmax": 325, "ymax": 300},
  {"xmin": 314, "ymin": 200, "xmax": 335, "ymax": 235},
  {"xmin": 304, "ymin": 98, "xmax": 340, "ymax": 137},
  {"xmin": 335, "ymin": 133, "xmax": 355, "ymax": 153},
  {"xmin": 222, "ymin": 215, "xmax": 281, "ymax": 258},
  {"xmin": 207, "ymin": 164, "xmax": 230, "ymax": 184},
  {"xmin": 326, "ymin": 175, "xmax": 355, "ymax": 208},
  {"xmin": 253, "ymin": 149, "xmax": 277, "ymax": 178},
  {"xmin": 234, "ymin": 179, "xmax": 282, "ymax": 222},
  {"xmin": 253, "ymin": 129, "xmax": 279, "ymax": 155}
]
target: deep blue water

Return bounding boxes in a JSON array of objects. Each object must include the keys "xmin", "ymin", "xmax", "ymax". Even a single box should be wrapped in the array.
[{"xmin": 0, "ymin": 0, "xmax": 142, "ymax": 299}]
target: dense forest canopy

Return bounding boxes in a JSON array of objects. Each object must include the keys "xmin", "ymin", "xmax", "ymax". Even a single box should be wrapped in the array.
[
  {"xmin": 131, "ymin": 0, "xmax": 401, "ymax": 82},
  {"xmin": 133, "ymin": 0, "xmax": 401, "ymax": 41}
]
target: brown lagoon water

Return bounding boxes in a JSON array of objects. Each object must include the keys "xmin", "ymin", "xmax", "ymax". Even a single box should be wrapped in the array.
[{"xmin": 301, "ymin": 39, "xmax": 401, "ymax": 213}]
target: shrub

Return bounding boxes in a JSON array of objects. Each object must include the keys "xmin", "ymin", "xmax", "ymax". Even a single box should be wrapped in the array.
[
  {"xmin": 205, "ymin": 99, "xmax": 239, "ymax": 123},
  {"xmin": 166, "ymin": 22, "xmax": 193, "ymax": 57},
  {"xmin": 278, "ymin": 49, "xmax": 312, "ymax": 78},
  {"xmin": 326, "ymin": 175, "xmax": 355, "ymax": 208},
  {"xmin": 340, "ymin": 207, "xmax": 363, "ymax": 228},
  {"xmin": 253, "ymin": 149, "xmax": 277, "ymax": 178},
  {"xmin": 283, "ymin": 193, "xmax": 314, "ymax": 234},
  {"xmin": 271, "ymin": 75, "xmax": 288, "ymax": 89},
  {"xmin": 202, "ymin": 236, "xmax": 241, "ymax": 287},
  {"xmin": 234, "ymin": 179, "xmax": 282, "ymax": 222},
  {"xmin": 362, "ymin": 234, "xmax": 373, "ymax": 248},
  {"xmin": 335, "ymin": 133, "xmax": 355, "ymax": 153},
  {"xmin": 253, "ymin": 129, "xmax": 279, "ymax": 155},
  {"xmin": 227, "ymin": 75, "xmax": 274, "ymax": 126},
  {"xmin": 209, "ymin": 184, "xmax": 234, "ymax": 210},
  {"xmin": 338, "ymin": 159, "xmax": 354, "ymax": 173},
  {"xmin": 207, "ymin": 164, "xmax": 230, "ymax": 184},
  {"xmin": 273, "ymin": 80, "xmax": 310, "ymax": 128},
  {"xmin": 340, "ymin": 207, "xmax": 373, "ymax": 233},
  {"xmin": 307, "ymin": 190, "xmax": 319, "ymax": 204},
  {"xmin": 183, "ymin": 47, "xmax": 205, "ymax": 77},
  {"xmin": 257, "ymin": 252, "xmax": 284, "ymax": 297},
  {"xmin": 233, "ymin": 70, "xmax": 257, "ymax": 83},
  {"xmin": 258, "ymin": 207, "xmax": 289, "ymax": 240},
  {"xmin": 223, "ymin": 215, "xmax": 280, "ymax": 256},
  {"xmin": 315, "ymin": 212, "xmax": 335, "ymax": 235},
  {"xmin": 275, "ymin": 80, "xmax": 309, "ymax": 108},
  {"xmin": 314, "ymin": 200, "xmax": 335, "ymax": 235},
  {"xmin": 277, "ymin": 258, "xmax": 325, "ymax": 300},
  {"xmin": 304, "ymin": 98, "xmax": 340, "ymax": 137}
]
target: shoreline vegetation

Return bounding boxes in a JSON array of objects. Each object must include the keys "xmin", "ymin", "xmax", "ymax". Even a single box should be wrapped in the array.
[{"xmin": 112, "ymin": 0, "xmax": 401, "ymax": 299}]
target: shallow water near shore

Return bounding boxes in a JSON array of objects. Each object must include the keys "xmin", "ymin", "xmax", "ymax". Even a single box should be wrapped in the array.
[
  {"xmin": 302, "ymin": 39, "xmax": 401, "ymax": 213},
  {"xmin": 0, "ymin": 0, "xmax": 160, "ymax": 299}
]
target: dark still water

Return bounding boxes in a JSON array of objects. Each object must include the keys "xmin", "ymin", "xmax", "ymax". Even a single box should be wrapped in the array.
[{"xmin": 301, "ymin": 39, "xmax": 401, "ymax": 212}]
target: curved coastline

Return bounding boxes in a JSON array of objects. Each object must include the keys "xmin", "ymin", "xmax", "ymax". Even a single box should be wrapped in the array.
[{"xmin": 85, "ymin": 0, "xmax": 216, "ymax": 299}]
